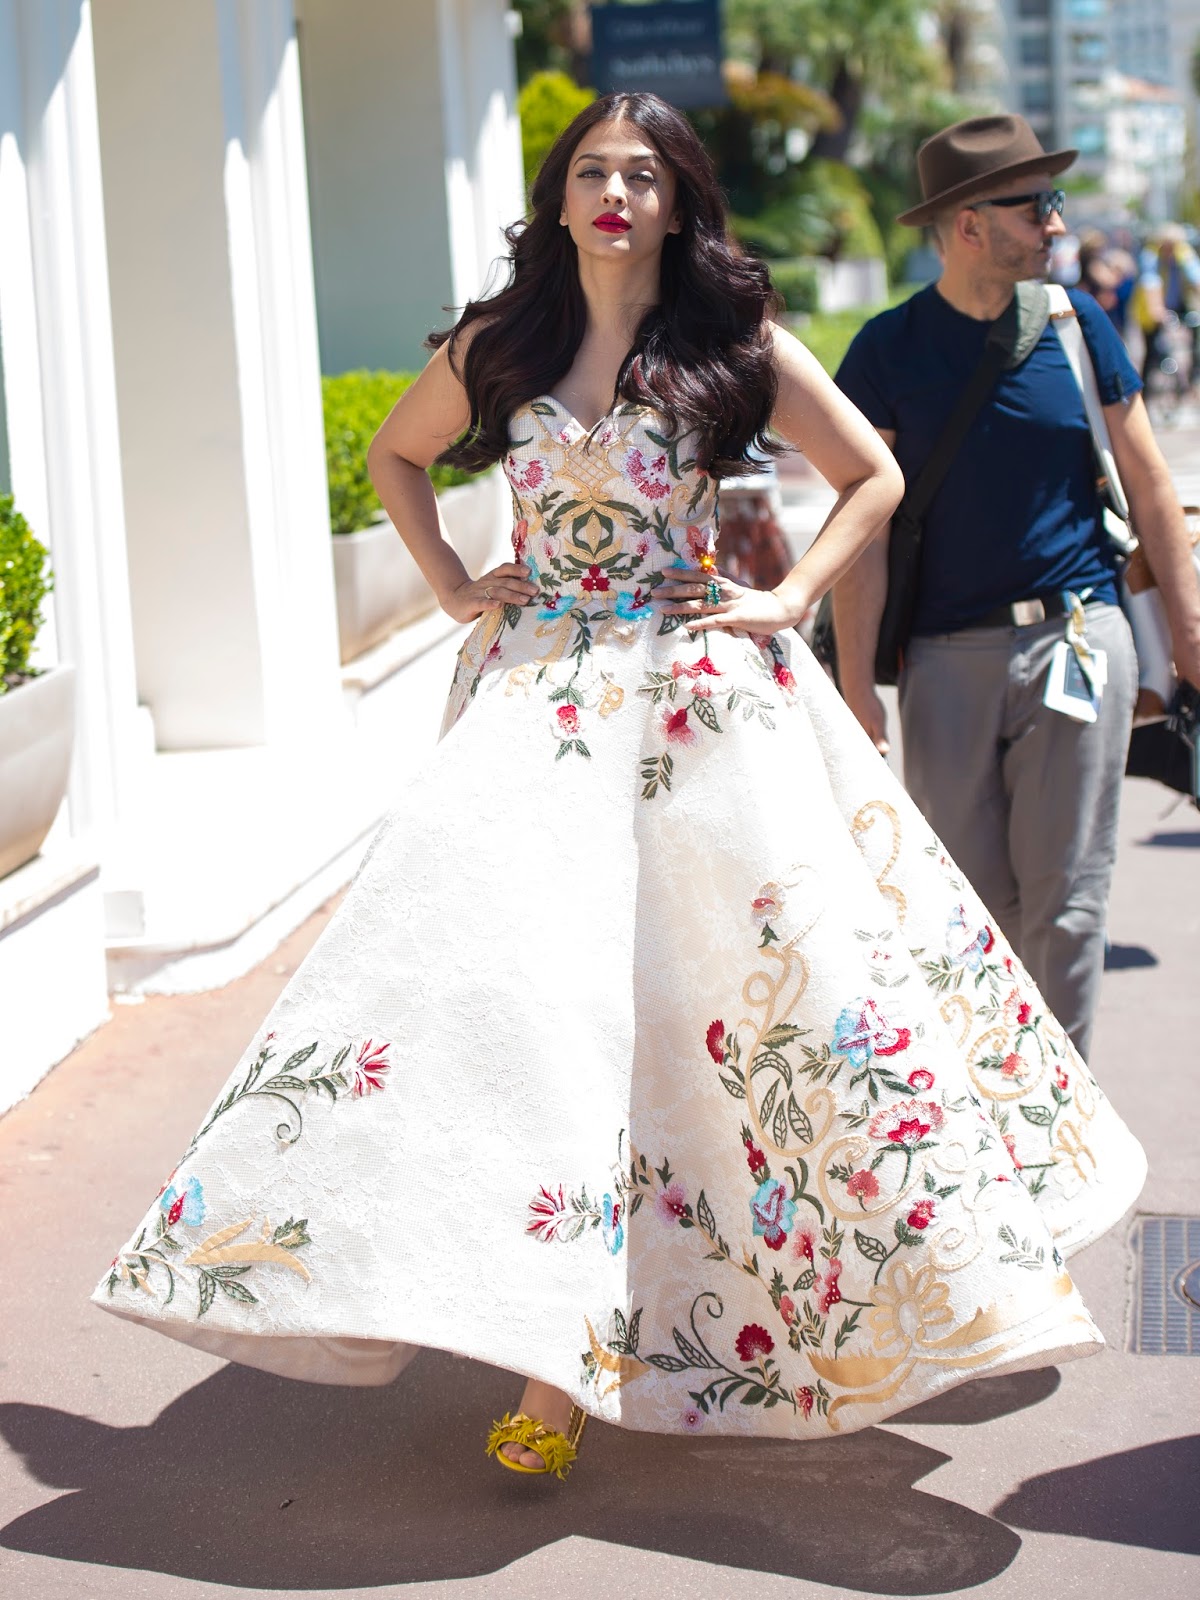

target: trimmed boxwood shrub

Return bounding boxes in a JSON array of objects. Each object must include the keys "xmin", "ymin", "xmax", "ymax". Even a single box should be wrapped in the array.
[
  {"xmin": 0, "ymin": 494, "xmax": 53, "ymax": 693},
  {"xmin": 768, "ymin": 258, "xmax": 820, "ymax": 315},
  {"xmin": 322, "ymin": 370, "xmax": 476, "ymax": 537}
]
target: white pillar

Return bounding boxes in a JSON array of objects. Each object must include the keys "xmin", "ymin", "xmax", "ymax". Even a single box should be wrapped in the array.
[
  {"xmin": 91, "ymin": 0, "xmax": 340, "ymax": 752},
  {"xmin": 0, "ymin": 0, "xmax": 141, "ymax": 843}
]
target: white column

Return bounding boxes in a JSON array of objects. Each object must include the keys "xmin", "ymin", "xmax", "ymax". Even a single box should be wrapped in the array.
[
  {"xmin": 91, "ymin": 0, "xmax": 340, "ymax": 751},
  {"xmin": 0, "ymin": 0, "xmax": 141, "ymax": 843}
]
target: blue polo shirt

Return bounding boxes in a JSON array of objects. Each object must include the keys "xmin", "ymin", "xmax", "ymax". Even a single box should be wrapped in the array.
[{"xmin": 835, "ymin": 285, "xmax": 1142, "ymax": 635}]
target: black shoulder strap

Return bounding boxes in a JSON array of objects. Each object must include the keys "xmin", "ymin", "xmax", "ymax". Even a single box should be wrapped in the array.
[{"xmin": 903, "ymin": 289, "xmax": 1034, "ymax": 520}]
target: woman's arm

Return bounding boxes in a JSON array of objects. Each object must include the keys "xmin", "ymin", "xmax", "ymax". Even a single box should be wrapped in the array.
[
  {"xmin": 672, "ymin": 322, "xmax": 904, "ymax": 638},
  {"xmin": 366, "ymin": 341, "xmax": 537, "ymax": 623}
]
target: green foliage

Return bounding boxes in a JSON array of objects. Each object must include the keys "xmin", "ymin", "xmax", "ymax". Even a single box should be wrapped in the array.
[
  {"xmin": 792, "ymin": 161, "xmax": 884, "ymax": 261},
  {"xmin": 0, "ymin": 494, "xmax": 53, "ymax": 692},
  {"xmin": 768, "ymin": 258, "xmax": 820, "ymax": 314},
  {"xmin": 517, "ymin": 70, "xmax": 595, "ymax": 191},
  {"xmin": 795, "ymin": 285, "xmax": 918, "ymax": 376},
  {"xmin": 322, "ymin": 371, "xmax": 475, "ymax": 537},
  {"xmin": 689, "ymin": 68, "xmax": 837, "ymax": 221}
]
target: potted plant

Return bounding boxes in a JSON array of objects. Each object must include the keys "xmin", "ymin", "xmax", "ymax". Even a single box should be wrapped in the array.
[
  {"xmin": 0, "ymin": 495, "xmax": 75, "ymax": 879},
  {"xmin": 324, "ymin": 371, "xmax": 503, "ymax": 663}
]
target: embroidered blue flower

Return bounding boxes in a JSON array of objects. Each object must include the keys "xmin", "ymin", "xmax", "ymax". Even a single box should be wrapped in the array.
[
  {"xmin": 615, "ymin": 588, "xmax": 654, "ymax": 621},
  {"xmin": 161, "ymin": 1174, "xmax": 206, "ymax": 1228},
  {"xmin": 537, "ymin": 591, "xmax": 574, "ymax": 619},
  {"xmin": 946, "ymin": 903, "xmax": 995, "ymax": 971},
  {"xmin": 601, "ymin": 1193, "xmax": 625, "ymax": 1254},
  {"xmin": 750, "ymin": 1177, "xmax": 795, "ymax": 1251}
]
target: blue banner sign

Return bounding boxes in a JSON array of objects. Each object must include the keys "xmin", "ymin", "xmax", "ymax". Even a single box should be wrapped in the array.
[{"xmin": 590, "ymin": 1, "xmax": 726, "ymax": 109}]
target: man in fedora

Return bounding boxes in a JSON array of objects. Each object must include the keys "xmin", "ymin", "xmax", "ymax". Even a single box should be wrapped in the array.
[{"xmin": 832, "ymin": 113, "xmax": 1200, "ymax": 1059}]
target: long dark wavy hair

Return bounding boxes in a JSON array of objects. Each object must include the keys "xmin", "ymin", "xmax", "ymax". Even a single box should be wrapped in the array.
[{"xmin": 428, "ymin": 92, "xmax": 781, "ymax": 478}]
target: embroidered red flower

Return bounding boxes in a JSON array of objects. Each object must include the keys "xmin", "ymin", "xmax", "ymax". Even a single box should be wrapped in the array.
[
  {"xmin": 773, "ymin": 663, "xmax": 795, "ymax": 690},
  {"xmin": 706, "ymin": 1020, "xmax": 725, "ymax": 1063},
  {"xmin": 817, "ymin": 1258, "xmax": 843, "ymax": 1313},
  {"xmin": 1000, "ymin": 1052, "xmax": 1025, "ymax": 1079},
  {"xmin": 1055, "ymin": 1066, "xmax": 1069, "ymax": 1091},
  {"xmin": 656, "ymin": 1180, "xmax": 688, "ymax": 1224},
  {"xmin": 485, "ymin": 641, "xmax": 503, "ymax": 663},
  {"xmin": 794, "ymin": 1226, "xmax": 816, "ymax": 1262},
  {"xmin": 796, "ymin": 1385, "xmax": 815, "ymax": 1420},
  {"xmin": 907, "ymin": 1068, "xmax": 935, "ymax": 1092},
  {"xmin": 526, "ymin": 1184, "xmax": 567, "ymax": 1240},
  {"xmin": 686, "ymin": 524, "xmax": 711, "ymax": 563},
  {"xmin": 691, "ymin": 681, "xmax": 713, "ymax": 699},
  {"xmin": 556, "ymin": 704, "xmax": 580, "ymax": 734},
  {"xmin": 745, "ymin": 1139, "xmax": 767, "ymax": 1175},
  {"xmin": 351, "ymin": 1038, "xmax": 391, "ymax": 1096},
  {"xmin": 581, "ymin": 563, "xmax": 610, "ymax": 593},
  {"xmin": 166, "ymin": 1192, "xmax": 185, "ymax": 1227},
  {"xmin": 735, "ymin": 1323, "xmax": 774, "ymax": 1362},
  {"xmin": 1017, "ymin": 1001, "xmax": 1032, "ymax": 1026},
  {"xmin": 907, "ymin": 1199, "xmax": 936, "ymax": 1230},
  {"xmin": 506, "ymin": 455, "xmax": 546, "ymax": 492},
  {"xmin": 663, "ymin": 706, "xmax": 696, "ymax": 744},
  {"xmin": 511, "ymin": 518, "xmax": 529, "ymax": 559},
  {"xmin": 846, "ymin": 1169, "xmax": 880, "ymax": 1201},
  {"xmin": 868, "ymin": 1099, "xmax": 944, "ymax": 1146},
  {"xmin": 1002, "ymin": 1133, "xmax": 1023, "ymax": 1170},
  {"xmin": 778, "ymin": 1294, "xmax": 797, "ymax": 1326}
]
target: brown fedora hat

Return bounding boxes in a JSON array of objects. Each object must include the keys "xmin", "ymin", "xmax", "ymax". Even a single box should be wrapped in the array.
[{"xmin": 897, "ymin": 113, "xmax": 1077, "ymax": 227}]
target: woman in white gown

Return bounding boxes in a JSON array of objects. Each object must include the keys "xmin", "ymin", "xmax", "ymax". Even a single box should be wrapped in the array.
[{"xmin": 94, "ymin": 93, "xmax": 1145, "ymax": 1480}]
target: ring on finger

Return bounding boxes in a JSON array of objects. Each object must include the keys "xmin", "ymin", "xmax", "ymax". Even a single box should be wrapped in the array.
[
  {"xmin": 705, "ymin": 578, "xmax": 721, "ymax": 607},
  {"xmin": 484, "ymin": 584, "xmax": 494, "ymax": 601}
]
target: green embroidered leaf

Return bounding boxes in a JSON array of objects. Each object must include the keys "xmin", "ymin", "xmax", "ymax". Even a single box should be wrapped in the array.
[
  {"xmin": 280, "ymin": 1042, "xmax": 319, "ymax": 1074},
  {"xmin": 854, "ymin": 1229, "xmax": 889, "ymax": 1263},
  {"xmin": 504, "ymin": 603, "xmax": 524, "ymax": 628},
  {"xmin": 207, "ymin": 1264, "xmax": 252, "ymax": 1280},
  {"xmin": 793, "ymin": 1267, "xmax": 816, "ymax": 1291},
  {"xmin": 574, "ymin": 740, "xmax": 592, "ymax": 759},
  {"xmin": 772, "ymin": 1103, "xmax": 788, "ymax": 1148},
  {"xmin": 219, "ymin": 1279, "xmax": 259, "ymax": 1305},
  {"xmin": 787, "ymin": 1095, "xmax": 813, "ymax": 1144},
  {"xmin": 673, "ymin": 1329, "xmax": 716, "ymax": 1369},
  {"xmin": 763, "ymin": 1023, "xmax": 807, "ymax": 1049},
  {"xmin": 697, "ymin": 1190, "xmax": 716, "ymax": 1237},
  {"xmin": 1020, "ymin": 1104, "xmax": 1054, "ymax": 1127},
  {"xmin": 197, "ymin": 1272, "xmax": 216, "ymax": 1318},
  {"xmin": 644, "ymin": 1352, "xmax": 691, "ymax": 1372},
  {"xmin": 163, "ymin": 1269, "xmax": 176, "ymax": 1306},
  {"xmin": 759, "ymin": 1080, "xmax": 779, "ymax": 1127},
  {"xmin": 719, "ymin": 1073, "xmax": 746, "ymax": 1100},
  {"xmin": 690, "ymin": 695, "xmax": 721, "ymax": 733},
  {"xmin": 273, "ymin": 1217, "xmax": 312, "ymax": 1251},
  {"xmin": 264, "ymin": 1075, "xmax": 309, "ymax": 1092},
  {"xmin": 741, "ymin": 1385, "xmax": 768, "ymax": 1405},
  {"xmin": 627, "ymin": 1307, "xmax": 642, "ymax": 1354}
]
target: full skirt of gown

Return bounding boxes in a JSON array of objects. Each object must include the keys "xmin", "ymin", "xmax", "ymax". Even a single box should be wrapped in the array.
[{"xmin": 94, "ymin": 399, "xmax": 1146, "ymax": 1437}]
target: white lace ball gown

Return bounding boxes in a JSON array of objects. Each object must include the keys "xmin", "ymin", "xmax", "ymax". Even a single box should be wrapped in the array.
[{"xmin": 94, "ymin": 398, "xmax": 1146, "ymax": 1437}]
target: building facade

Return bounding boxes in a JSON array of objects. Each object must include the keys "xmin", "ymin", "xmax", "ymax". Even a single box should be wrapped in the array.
[{"xmin": 0, "ymin": 0, "xmax": 523, "ymax": 1112}]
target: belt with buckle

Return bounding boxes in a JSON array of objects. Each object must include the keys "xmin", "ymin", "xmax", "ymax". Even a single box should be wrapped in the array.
[{"xmin": 964, "ymin": 591, "xmax": 1081, "ymax": 630}]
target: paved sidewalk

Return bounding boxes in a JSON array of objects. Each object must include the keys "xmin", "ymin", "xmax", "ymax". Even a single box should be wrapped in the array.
[{"xmin": 1, "ymin": 765, "xmax": 1197, "ymax": 1599}]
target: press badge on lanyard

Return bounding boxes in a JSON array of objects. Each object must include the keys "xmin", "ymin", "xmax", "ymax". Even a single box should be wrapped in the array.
[{"xmin": 1043, "ymin": 591, "xmax": 1107, "ymax": 723}]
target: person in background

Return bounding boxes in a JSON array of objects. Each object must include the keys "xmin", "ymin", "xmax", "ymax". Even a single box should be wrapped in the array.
[{"xmin": 833, "ymin": 114, "xmax": 1200, "ymax": 1063}]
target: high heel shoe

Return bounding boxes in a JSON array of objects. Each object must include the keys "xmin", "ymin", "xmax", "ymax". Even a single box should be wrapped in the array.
[{"xmin": 485, "ymin": 1406, "xmax": 588, "ymax": 1479}]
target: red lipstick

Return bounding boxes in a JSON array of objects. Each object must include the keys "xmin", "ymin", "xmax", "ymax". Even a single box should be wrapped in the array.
[{"xmin": 593, "ymin": 213, "xmax": 631, "ymax": 233}]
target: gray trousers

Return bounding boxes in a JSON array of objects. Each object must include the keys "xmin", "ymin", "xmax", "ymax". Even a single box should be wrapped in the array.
[{"xmin": 899, "ymin": 602, "xmax": 1137, "ymax": 1061}]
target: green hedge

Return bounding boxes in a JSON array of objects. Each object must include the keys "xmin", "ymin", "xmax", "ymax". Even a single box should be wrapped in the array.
[
  {"xmin": 795, "ymin": 285, "xmax": 919, "ymax": 376},
  {"xmin": 322, "ymin": 370, "xmax": 475, "ymax": 536},
  {"xmin": 768, "ymin": 258, "xmax": 820, "ymax": 315},
  {"xmin": 0, "ymin": 494, "xmax": 53, "ymax": 693}
]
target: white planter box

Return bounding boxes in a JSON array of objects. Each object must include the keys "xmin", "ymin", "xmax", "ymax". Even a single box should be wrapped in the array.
[
  {"xmin": 0, "ymin": 663, "xmax": 77, "ymax": 881},
  {"xmin": 333, "ymin": 469, "xmax": 506, "ymax": 664}
]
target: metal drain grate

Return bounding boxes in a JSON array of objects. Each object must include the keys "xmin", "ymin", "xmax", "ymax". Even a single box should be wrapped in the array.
[{"xmin": 1129, "ymin": 1216, "xmax": 1200, "ymax": 1355}]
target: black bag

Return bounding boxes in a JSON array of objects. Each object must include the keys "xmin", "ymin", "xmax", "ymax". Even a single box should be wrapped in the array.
[
  {"xmin": 813, "ymin": 284, "xmax": 1051, "ymax": 686},
  {"xmin": 1126, "ymin": 681, "xmax": 1200, "ymax": 808}
]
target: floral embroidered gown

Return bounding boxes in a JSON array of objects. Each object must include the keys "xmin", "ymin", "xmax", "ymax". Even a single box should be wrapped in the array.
[{"xmin": 95, "ymin": 398, "xmax": 1147, "ymax": 1437}]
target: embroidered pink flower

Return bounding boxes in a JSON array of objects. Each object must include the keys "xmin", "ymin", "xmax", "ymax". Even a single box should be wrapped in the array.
[
  {"xmin": 526, "ymin": 1184, "xmax": 567, "ymax": 1240},
  {"xmin": 735, "ymin": 1323, "xmax": 774, "ymax": 1362},
  {"xmin": 656, "ymin": 1181, "xmax": 688, "ymax": 1224},
  {"xmin": 833, "ymin": 996, "xmax": 911, "ymax": 1066},
  {"xmin": 773, "ymin": 662, "xmax": 796, "ymax": 690},
  {"xmin": 349, "ymin": 1039, "xmax": 391, "ymax": 1096},
  {"xmin": 1017, "ymin": 1001, "xmax": 1032, "ymax": 1026},
  {"xmin": 662, "ymin": 706, "xmax": 696, "ymax": 744},
  {"xmin": 635, "ymin": 536, "xmax": 650, "ymax": 557},
  {"xmin": 846, "ymin": 1169, "xmax": 880, "ymax": 1202},
  {"xmin": 817, "ymin": 1258, "xmax": 843, "ymax": 1314},
  {"xmin": 779, "ymin": 1294, "xmax": 797, "ymax": 1326},
  {"xmin": 691, "ymin": 680, "xmax": 713, "ymax": 699},
  {"xmin": 627, "ymin": 447, "xmax": 671, "ymax": 500},
  {"xmin": 1055, "ymin": 1066, "xmax": 1069, "ymax": 1091},
  {"xmin": 485, "ymin": 640, "xmax": 503, "ymax": 664},
  {"xmin": 686, "ymin": 524, "xmax": 712, "ymax": 563},
  {"xmin": 681, "ymin": 1406, "xmax": 704, "ymax": 1432},
  {"xmin": 796, "ymin": 1385, "xmax": 815, "ymax": 1420},
  {"xmin": 511, "ymin": 518, "xmax": 529, "ymax": 559},
  {"xmin": 706, "ymin": 1020, "xmax": 726, "ymax": 1063},
  {"xmin": 1000, "ymin": 1052, "xmax": 1025, "ymax": 1079},
  {"xmin": 868, "ymin": 1100, "xmax": 945, "ymax": 1147},
  {"xmin": 506, "ymin": 454, "xmax": 546, "ymax": 493},
  {"xmin": 556, "ymin": 704, "xmax": 580, "ymax": 735},
  {"xmin": 751, "ymin": 889, "xmax": 782, "ymax": 926},
  {"xmin": 907, "ymin": 1198, "xmax": 936, "ymax": 1230},
  {"xmin": 581, "ymin": 564, "xmax": 610, "ymax": 593},
  {"xmin": 673, "ymin": 654, "xmax": 720, "ymax": 680},
  {"xmin": 907, "ymin": 1068, "xmax": 935, "ymax": 1092},
  {"xmin": 794, "ymin": 1226, "xmax": 815, "ymax": 1262},
  {"xmin": 540, "ymin": 534, "xmax": 560, "ymax": 564},
  {"xmin": 1002, "ymin": 1133, "xmax": 1023, "ymax": 1170}
]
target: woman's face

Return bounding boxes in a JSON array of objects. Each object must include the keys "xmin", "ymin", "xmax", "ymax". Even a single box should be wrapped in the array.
[{"xmin": 560, "ymin": 118, "xmax": 682, "ymax": 265}]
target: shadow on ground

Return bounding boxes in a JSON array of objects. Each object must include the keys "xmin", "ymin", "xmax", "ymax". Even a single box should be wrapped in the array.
[
  {"xmin": 0, "ymin": 1354, "xmax": 1044, "ymax": 1594},
  {"xmin": 994, "ymin": 1434, "xmax": 1200, "ymax": 1555},
  {"xmin": 1104, "ymin": 943, "xmax": 1159, "ymax": 971},
  {"xmin": 1138, "ymin": 830, "xmax": 1200, "ymax": 849}
]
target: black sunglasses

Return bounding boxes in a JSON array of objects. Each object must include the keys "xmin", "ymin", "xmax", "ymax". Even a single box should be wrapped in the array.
[{"xmin": 972, "ymin": 189, "xmax": 1066, "ymax": 223}]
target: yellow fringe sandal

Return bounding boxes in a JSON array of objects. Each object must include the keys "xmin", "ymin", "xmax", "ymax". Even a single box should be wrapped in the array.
[{"xmin": 485, "ymin": 1407, "xmax": 588, "ymax": 1479}]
